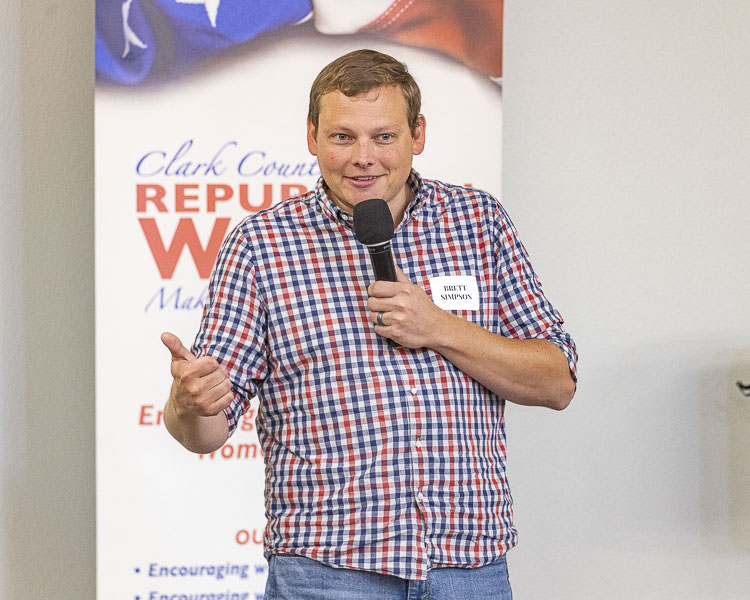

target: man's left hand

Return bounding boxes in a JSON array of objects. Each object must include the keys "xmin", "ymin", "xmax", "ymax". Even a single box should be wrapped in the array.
[
  {"xmin": 368, "ymin": 266, "xmax": 575, "ymax": 409},
  {"xmin": 367, "ymin": 266, "xmax": 447, "ymax": 349}
]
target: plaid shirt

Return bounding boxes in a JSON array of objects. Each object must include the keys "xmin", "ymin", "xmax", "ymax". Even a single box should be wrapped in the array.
[{"xmin": 193, "ymin": 171, "xmax": 577, "ymax": 581}]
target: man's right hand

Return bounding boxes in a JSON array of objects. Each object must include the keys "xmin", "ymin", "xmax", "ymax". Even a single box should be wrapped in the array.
[{"xmin": 161, "ymin": 332, "xmax": 234, "ymax": 419}]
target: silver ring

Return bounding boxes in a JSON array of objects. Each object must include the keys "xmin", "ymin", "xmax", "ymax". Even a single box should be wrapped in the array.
[{"xmin": 377, "ymin": 311, "xmax": 385, "ymax": 327}]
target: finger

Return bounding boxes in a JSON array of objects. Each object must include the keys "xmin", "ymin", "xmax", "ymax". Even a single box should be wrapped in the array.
[
  {"xmin": 192, "ymin": 391, "xmax": 234, "ymax": 417},
  {"xmin": 368, "ymin": 279, "xmax": 404, "ymax": 298},
  {"xmin": 202, "ymin": 366, "xmax": 231, "ymax": 391},
  {"xmin": 177, "ymin": 355, "xmax": 226, "ymax": 379},
  {"xmin": 371, "ymin": 310, "xmax": 387, "ymax": 327},
  {"xmin": 372, "ymin": 309, "xmax": 405, "ymax": 329},
  {"xmin": 394, "ymin": 264, "xmax": 410, "ymax": 284},
  {"xmin": 367, "ymin": 297, "xmax": 394, "ymax": 313},
  {"xmin": 201, "ymin": 377, "xmax": 235, "ymax": 408},
  {"xmin": 207, "ymin": 388, "xmax": 236, "ymax": 415},
  {"xmin": 175, "ymin": 370, "xmax": 232, "ymax": 410},
  {"xmin": 161, "ymin": 332, "xmax": 195, "ymax": 362}
]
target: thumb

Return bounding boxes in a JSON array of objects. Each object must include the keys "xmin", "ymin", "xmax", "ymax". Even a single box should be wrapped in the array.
[{"xmin": 160, "ymin": 332, "xmax": 195, "ymax": 362}]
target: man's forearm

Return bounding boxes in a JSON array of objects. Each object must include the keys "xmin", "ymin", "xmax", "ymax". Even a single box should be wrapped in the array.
[
  {"xmin": 367, "ymin": 273, "xmax": 576, "ymax": 408},
  {"xmin": 429, "ymin": 311, "xmax": 576, "ymax": 410},
  {"xmin": 164, "ymin": 398, "xmax": 230, "ymax": 454}
]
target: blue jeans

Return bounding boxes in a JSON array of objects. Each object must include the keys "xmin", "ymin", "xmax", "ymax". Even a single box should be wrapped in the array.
[{"xmin": 263, "ymin": 554, "xmax": 512, "ymax": 600}]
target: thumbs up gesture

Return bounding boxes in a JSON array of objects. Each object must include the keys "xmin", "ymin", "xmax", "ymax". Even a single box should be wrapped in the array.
[{"xmin": 161, "ymin": 332, "xmax": 234, "ymax": 418}]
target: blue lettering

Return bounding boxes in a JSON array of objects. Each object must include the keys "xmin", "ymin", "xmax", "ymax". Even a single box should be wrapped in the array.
[
  {"xmin": 145, "ymin": 286, "xmax": 207, "ymax": 312},
  {"xmin": 164, "ymin": 140, "xmax": 194, "ymax": 176},
  {"xmin": 136, "ymin": 150, "xmax": 166, "ymax": 176},
  {"xmin": 237, "ymin": 150, "xmax": 265, "ymax": 177},
  {"xmin": 204, "ymin": 141, "xmax": 237, "ymax": 176},
  {"xmin": 237, "ymin": 151, "xmax": 320, "ymax": 178}
]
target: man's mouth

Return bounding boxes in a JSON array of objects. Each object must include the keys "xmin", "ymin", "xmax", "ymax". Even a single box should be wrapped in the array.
[{"xmin": 346, "ymin": 175, "xmax": 382, "ymax": 188}]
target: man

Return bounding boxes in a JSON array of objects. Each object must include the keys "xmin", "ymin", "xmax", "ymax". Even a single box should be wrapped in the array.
[{"xmin": 162, "ymin": 49, "xmax": 577, "ymax": 599}]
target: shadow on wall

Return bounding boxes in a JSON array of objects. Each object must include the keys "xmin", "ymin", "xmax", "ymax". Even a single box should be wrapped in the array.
[{"xmin": 702, "ymin": 348, "xmax": 750, "ymax": 554}]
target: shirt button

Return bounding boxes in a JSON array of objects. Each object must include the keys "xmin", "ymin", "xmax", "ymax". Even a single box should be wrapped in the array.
[
  {"xmin": 415, "ymin": 439, "xmax": 422, "ymax": 448},
  {"xmin": 410, "ymin": 386, "xmax": 418, "ymax": 395},
  {"xmin": 417, "ymin": 491, "xmax": 424, "ymax": 502}
]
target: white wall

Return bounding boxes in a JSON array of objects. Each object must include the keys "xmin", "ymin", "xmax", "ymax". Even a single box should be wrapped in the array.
[
  {"xmin": 0, "ymin": 1, "xmax": 95, "ymax": 598},
  {"xmin": 1, "ymin": 2, "xmax": 748, "ymax": 598},
  {"xmin": 502, "ymin": 3, "xmax": 750, "ymax": 598}
]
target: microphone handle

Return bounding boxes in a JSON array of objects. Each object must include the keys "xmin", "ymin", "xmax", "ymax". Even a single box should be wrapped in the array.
[
  {"xmin": 366, "ymin": 242, "xmax": 401, "ymax": 350},
  {"xmin": 368, "ymin": 242, "xmax": 397, "ymax": 282}
]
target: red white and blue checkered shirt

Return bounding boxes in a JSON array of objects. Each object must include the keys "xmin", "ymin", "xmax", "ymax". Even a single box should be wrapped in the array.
[{"xmin": 193, "ymin": 170, "xmax": 577, "ymax": 581}]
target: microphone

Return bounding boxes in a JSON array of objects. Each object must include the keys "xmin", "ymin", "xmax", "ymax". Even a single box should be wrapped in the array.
[{"xmin": 353, "ymin": 198, "xmax": 397, "ymax": 282}]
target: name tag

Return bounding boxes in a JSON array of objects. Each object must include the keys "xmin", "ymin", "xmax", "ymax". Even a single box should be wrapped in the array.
[{"xmin": 430, "ymin": 275, "xmax": 480, "ymax": 311}]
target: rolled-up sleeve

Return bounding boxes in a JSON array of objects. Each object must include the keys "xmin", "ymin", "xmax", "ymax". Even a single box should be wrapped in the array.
[
  {"xmin": 192, "ymin": 222, "xmax": 269, "ymax": 436},
  {"xmin": 493, "ymin": 204, "xmax": 578, "ymax": 382}
]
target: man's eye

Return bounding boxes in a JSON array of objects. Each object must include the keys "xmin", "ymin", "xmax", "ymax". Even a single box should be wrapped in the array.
[
  {"xmin": 380, "ymin": 134, "xmax": 393, "ymax": 141},
  {"xmin": 335, "ymin": 134, "xmax": 348, "ymax": 141}
]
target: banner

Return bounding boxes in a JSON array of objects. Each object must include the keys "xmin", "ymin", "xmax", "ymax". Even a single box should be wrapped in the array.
[{"xmin": 96, "ymin": 2, "xmax": 503, "ymax": 598}]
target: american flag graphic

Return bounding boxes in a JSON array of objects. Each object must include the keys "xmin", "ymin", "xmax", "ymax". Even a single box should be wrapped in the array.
[{"xmin": 95, "ymin": 0, "xmax": 502, "ymax": 84}]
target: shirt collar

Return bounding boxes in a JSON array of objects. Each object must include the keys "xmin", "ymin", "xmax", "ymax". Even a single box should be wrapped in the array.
[
  {"xmin": 313, "ymin": 178, "xmax": 353, "ymax": 228},
  {"xmin": 313, "ymin": 169, "xmax": 428, "ymax": 229},
  {"xmin": 400, "ymin": 170, "xmax": 427, "ymax": 227}
]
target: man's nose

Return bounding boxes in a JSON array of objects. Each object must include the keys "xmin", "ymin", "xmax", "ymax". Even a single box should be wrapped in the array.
[{"xmin": 352, "ymin": 140, "xmax": 375, "ymax": 167}]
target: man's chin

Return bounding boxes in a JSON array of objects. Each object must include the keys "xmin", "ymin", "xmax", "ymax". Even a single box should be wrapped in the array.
[
  {"xmin": 346, "ymin": 193, "xmax": 385, "ymax": 209},
  {"xmin": 353, "ymin": 194, "xmax": 383, "ymax": 203},
  {"xmin": 327, "ymin": 184, "xmax": 388, "ymax": 212}
]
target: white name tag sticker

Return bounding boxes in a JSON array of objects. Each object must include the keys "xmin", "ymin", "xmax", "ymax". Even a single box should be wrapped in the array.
[{"xmin": 430, "ymin": 275, "xmax": 480, "ymax": 311}]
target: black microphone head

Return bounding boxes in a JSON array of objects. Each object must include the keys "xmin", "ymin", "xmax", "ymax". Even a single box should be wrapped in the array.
[{"xmin": 353, "ymin": 198, "xmax": 394, "ymax": 245}]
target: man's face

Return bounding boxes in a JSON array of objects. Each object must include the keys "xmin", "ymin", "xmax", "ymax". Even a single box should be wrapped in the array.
[{"xmin": 307, "ymin": 85, "xmax": 426, "ymax": 222}]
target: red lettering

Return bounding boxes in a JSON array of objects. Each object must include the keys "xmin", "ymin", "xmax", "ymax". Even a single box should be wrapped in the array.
[
  {"xmin": 239, "ymin": 184, "xmax": 273, "ymax": 213},
  {"xmin": 138, "ymin": 183, "xmax": 309, "ymax": 213},
  {"xmin": 175, "ymin": 184, "xmax": 200, "ymax": 212},
  {"xmin": 197, "ymin": 442, "xmax": 263, "ymax": 460},
  {"xmin": 236, "ymin": 529, "xmax": 250, "ymax": 545},
  {"xmin": 207, "ymin": 184, "xmax": 234, "ymax": 212},
  {"xmin": 240, "ymin": 410, "xmax": 255, "ymax": 432},
  {"xmin": 136, "ymin": 184, "xmax": 167, "ymax": 213},
  {"xmin": 138, "ymin": 404, "xmax": 164, "ymax": 426},
  {"xmin": 239, "ymin": 443, "xmax": 257, "ymax": 458},
  {"xmin": 139, "ymin": 405, "xmax": 153, "ymax": 425},
  {"xmin": 138, "ymin": 217, "xmax": 231, "ymax": 279},
  {"xmin": 234, "ymin": 528, "xmax": 263, "ymax": 545}
]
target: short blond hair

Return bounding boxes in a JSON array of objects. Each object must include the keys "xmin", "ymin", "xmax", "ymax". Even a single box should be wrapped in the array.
[{"xmin": 308, "ymin": 49, "xmax": 422, "ymax": 135}]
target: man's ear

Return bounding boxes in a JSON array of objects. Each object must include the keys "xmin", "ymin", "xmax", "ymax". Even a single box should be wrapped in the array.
[
  {"xmin": 412, "ymin": 114, "xmax": 426, "ymax": 155},
  {"xmin": 306, "ymin": 120, "xmax": 318, "ymax": 156}
]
